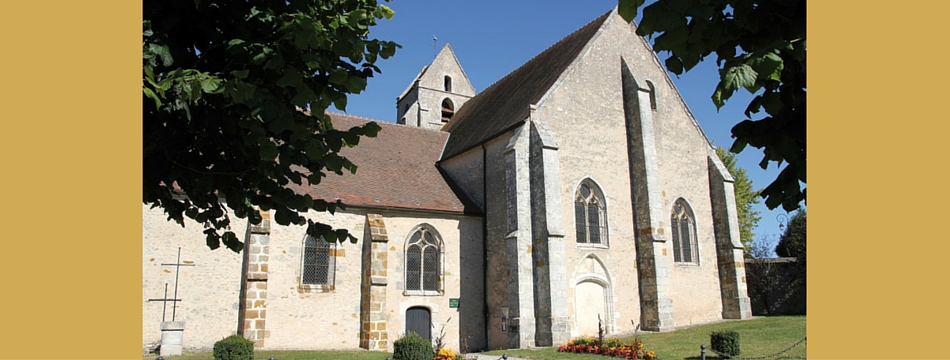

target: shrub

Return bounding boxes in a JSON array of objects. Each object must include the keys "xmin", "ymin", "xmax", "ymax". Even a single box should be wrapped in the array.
[
  {"xmin": 213, "ymin": 334, "xmax": 254, "ymax": 360},
  {"xmin": 710, "ymin": 330, "xmax": 741, "ymax": 357},
  {"xmin": 393, "ymin": 332, "xmax": 434, "ymax": 360}
]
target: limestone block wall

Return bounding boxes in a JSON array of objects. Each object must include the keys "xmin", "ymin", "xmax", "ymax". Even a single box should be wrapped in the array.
[
  {"xmin": 142, "ymin": 205, "xmax": 246, "ymax": 353},
  {"xmin": 257, "ymin": 210, "xmax": 367, "ymax": 350},
  {"xmin": 397, "ymin": 45, "xmax": 475, "ymax": 131},
  {"xmin": 397, "ymin": 91, "xmax": 419, "ymax": 126},
  {"xmin": 481, "ymin": 134, "xmax": 516, "ymax": 350},
  {"xmin": 383, "ymin": 212, "xmax": 484, "ymax": 353},
  {"xmin": 440, "ymin": 146, "xmax": 486, "ymax": 212},
  {"xmin": 240, "ymin": 212, "xmax": 273, "ymax": 347},
  {"xmin": 416, "ymin": 89, "xmax": 473, "ymax": 130},
  {"xmin": 530, "ymin": 12, "xmax": 732, "ymax": 332},
  {"xmin": 245, "ymin": 208, "xmax": 483, "ymax": 352}
]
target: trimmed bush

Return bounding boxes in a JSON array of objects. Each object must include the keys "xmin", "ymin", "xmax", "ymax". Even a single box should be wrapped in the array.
[
  {"xmin": 710, "ymin": 330, "xmax": 741, "ymax": 357},
  {"xmin": 393, "ymin": 332, "xmax": 434, "ymax": 360},
  {"xmin": 213, "ymin": 334, "xmax": 254, "ymax": 360}
]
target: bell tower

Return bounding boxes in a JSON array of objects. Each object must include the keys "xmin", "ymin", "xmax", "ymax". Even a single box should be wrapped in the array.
[{"xmin": 396, "ymin": 44, "xmax": 475, "ymax": 130}]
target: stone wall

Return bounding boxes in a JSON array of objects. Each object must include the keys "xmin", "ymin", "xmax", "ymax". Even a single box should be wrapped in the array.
[
  {"xmin": 397, "ymin": 45, "xmax": 475, "ymax": 130},
  {"xmin": 529, "ymin": 11, "xmax": 741, "ymax": 334},
  {"xmin": 142, "ymin": 205, "xmax": 246, "ymax": 354},
  {"xmin": 745, "ymin": 258, "xmax": 806, "ymax": 316},
  {"xmin": 143, "ymin": 204, "xmax": 485, "ymax": 353}
]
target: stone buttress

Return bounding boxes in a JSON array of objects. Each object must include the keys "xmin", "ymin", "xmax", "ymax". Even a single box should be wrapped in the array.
[
  {"xmin": 503, "ymin": 109, "xmax": 571, "ymax": 348},
  {"xmin": 707, "ymin": 157, "xmax": 753, "ymax": 320},
  {"xmin": 239, "ymin": 210, "xmax": 271, "ymax": 347},
  {"xmin": 622, "ymin": 59, "xmax": 674, "ymax": 332},
  {"xmin": 360, "ymin": 214, "xmax": 391, "ymax": 350}
]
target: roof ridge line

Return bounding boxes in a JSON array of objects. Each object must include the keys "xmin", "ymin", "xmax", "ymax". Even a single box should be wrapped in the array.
[{"xmin": 465, "ymin": 10, "xmax": 612, "ymax": 102}]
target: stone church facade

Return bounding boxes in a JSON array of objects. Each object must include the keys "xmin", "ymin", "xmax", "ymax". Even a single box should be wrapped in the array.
[{"xmin": 143, "ymin": 8, "xmax": 751, "ymax": 354}]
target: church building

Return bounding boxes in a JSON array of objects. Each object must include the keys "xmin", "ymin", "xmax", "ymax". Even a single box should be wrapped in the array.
[{"xmin": 143, "ymin": 8, "xmax": 752, "ymax": 354}]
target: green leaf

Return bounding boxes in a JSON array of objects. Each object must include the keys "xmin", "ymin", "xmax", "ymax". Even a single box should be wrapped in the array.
[
  {"xmin": 251, "ymin": 46, "xmax": 273, "ymax": 65},
  {"xmin": 199, "ymin": 76, "xmax": 222, "ymax": 93},
  {"xmin": 260, "ymin": 141, "xmax": 279, "ymax": 161},
  {"xmin": 711, "ymin": 85, "xmax": 725, "ymax": 109},
  {"xmin": 328, "ymin": 69, "xmax": 348, "ymax": 84},
  {"xmin": 143, "ymin": 87, "xmax": 162, "ymax": 109},
  {"xmin": 757, "ymin": 53, "xmax": 784, "ymax": 82},
  {"xmin": 665, "ymin": 57, "xmax": 684, "ymax": 75},
  {"xmin": 276, "ymin": 69, "xmax": 302, "ymax": 88},
  {"xmin": 361, "ymin": 122, "xmax": 381, "ymax": 137},
  {"xmin": 381, "ymin": 42, "xmax": 397, "ymax": 59},
  {"xmin": 618, "ymin": 0, "xmax": 644, "ymax": 22},
  {"xmin": 333, "ymin": 95, "xmax": 348, "ymax": 111},
  {"xmin": 721, "ymin": 64, "xmax": 757, "ymax": 93},
  {"xmin": 231, "ymin": 69, "xmax": 250, "ymax": 79},
  {"xmin": 378, "ymin": 4, "xmax": 395, "ymax": 20},
  {"xmin": 149, "ymin": 43, "xmax": 173, "ymax": 67}
]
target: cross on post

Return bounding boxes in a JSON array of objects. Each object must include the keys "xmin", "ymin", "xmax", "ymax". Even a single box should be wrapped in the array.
[{"xmin": 148, "ymin": 247, "xmax": 195, "ymax": 322}]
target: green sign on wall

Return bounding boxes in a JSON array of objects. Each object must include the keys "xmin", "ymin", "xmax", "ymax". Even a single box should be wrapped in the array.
[{"xmin": 449, "ymin": 298, "xmax": 460, "ymax": 308}]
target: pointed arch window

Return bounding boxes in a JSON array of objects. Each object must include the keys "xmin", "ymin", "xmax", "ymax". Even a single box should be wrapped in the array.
[
  {"xmin": 575, "ymin": 180, "xmax": 608, "ymax": 245},
  {"xmin": 671, "ymin": 199, "xmax": 698, "ymax": 264},
  {"xmin": 441, "ymin": 98, "xmax": 454, "ymax": 122},
  {"xmin": 645, "ymin": 80, "xmax": 657, "ymax": 110},
  {"xmin": 405, "ymin": 225, "xmax": 443, "ymax": 295},
  {"xmin": 301, "ymin": 235, "xmax": 336, "ymax": 287}
]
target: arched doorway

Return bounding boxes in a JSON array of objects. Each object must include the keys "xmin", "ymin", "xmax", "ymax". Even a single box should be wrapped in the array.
[
  {"xmin": 575, "ymin": 281, "xmax": 607, "ymax": 335},
  {"xmin": 405, "ymin": 306, "xmax": 431, "ymax": 341}
]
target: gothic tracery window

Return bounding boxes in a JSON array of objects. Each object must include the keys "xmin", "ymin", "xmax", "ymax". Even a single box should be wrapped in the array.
[
  {"xmin": 671, "ymin": 199, "xmax": 698, "ymax": 264},
  {"xmin": 575, "ymin": 180, "xmax": 608, "ymax": 245},
  {"xmin": 405, "ymin": 225, "xmax": 442, "ymax": 294}
]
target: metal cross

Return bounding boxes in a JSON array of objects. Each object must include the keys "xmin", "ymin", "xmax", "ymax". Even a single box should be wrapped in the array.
[{"xmin": 148, "ymin": 247, "xmax": 194, "ymax": 322}]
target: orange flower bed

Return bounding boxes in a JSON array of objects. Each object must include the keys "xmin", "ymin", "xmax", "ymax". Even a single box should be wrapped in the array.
[{"xmin": 557, "ymin": 336, "xmax": 657, "ymax": 359}]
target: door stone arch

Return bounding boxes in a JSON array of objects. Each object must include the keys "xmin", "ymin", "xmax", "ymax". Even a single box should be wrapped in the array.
[{"xmin": 572, "ymin": 254, "xmax": 615, "ymax": 335}]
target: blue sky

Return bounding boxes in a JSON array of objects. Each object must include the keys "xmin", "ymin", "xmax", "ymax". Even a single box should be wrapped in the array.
[{"xmin": 343, "ymin": 0, "xmax": 796, "ymax": 252}]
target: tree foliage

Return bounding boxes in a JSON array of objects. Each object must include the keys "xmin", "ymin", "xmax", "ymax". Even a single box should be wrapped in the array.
[
  {"xmin": 143, "ymin": 0, "xmax": 399, "ymax": 252},
  {"xmin": 619, "ymin": 0, "xmax": 805, "ymax": 212},
  {"xmin": 775, "ymin": 209, "xmax": 805, "ymax": 259},
  {"xmin": 716, "ymin": 146, "xmax": 760, "ymax": 255}
]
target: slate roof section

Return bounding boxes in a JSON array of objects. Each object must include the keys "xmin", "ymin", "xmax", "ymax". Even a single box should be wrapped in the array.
[
  {"xmin": 288, "ymin": 112, "xmax": 481, "ymax": 215},
  {"xmin": 438, "ymin": 10, "xmax": 612, "ymax": 159}
]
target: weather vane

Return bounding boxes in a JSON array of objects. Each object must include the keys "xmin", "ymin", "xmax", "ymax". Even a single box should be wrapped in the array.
[{"xmin": 433, "ymin": 35, "xmax": 438, "ymax": 58}]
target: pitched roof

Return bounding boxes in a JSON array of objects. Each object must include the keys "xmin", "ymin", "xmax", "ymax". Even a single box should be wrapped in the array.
[
  {"xmin": 438, "ymin": 10, "xmax": 612, "ymax": 159},
  {"xmin": 288, "ymin": 112, "xmax": 480, "ymax": 215}
]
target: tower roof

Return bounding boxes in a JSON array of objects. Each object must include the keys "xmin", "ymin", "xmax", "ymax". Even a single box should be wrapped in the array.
[{"xmin": 396, "ymin": 43, "xmax": 473, "ymax": 103}]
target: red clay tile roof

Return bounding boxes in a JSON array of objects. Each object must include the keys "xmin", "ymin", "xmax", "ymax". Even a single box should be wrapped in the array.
[
  {"xmin": 439, "ymin": 11, "xmax": 612, "ymax": 159},
  {"xmin": 288, "ymin": 112, "xmax": 480, "ymax": 214}
]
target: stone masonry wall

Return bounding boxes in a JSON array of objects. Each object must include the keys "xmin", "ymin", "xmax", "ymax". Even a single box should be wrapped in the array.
[
  {"xmin": 240, "ymin": 210, "xmax": 271, "ymax": 347},
  {"xmin": 360, "ymin": 214, "xmax": 390, "ymax": 350},
  {"xmin": 142, "ymin": 205, "xmax": 246, "ymax": 354},
  {"xmin": 530, "ymin": 11, "xmax": 736, "ymax": 334}
]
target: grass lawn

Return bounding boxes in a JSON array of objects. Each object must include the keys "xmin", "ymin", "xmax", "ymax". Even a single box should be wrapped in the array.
[
  {"xmin": 142, "ymin": 316, "xmax": 804, "ymax": 360},
  {"xmin": 482, "ymin": 316, "xmax": 805, "ymax": 360},
  {"xmin": 142, "ymin": 350, "xmax": 393, "ymax": 360}
]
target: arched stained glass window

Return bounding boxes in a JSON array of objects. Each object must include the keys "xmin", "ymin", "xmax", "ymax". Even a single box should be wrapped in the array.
[
  {"xmin": 671, "ymin": 199, "xmax": 698, "ymax": 264},
  {"xmin": 575, "ymin": 180, "xmax": 608, "ymax": 245}
]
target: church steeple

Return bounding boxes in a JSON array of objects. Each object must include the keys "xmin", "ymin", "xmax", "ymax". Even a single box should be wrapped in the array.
[{"xmin": 396, "ymin": 44, "xmax": 475, "ymax": 130}]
